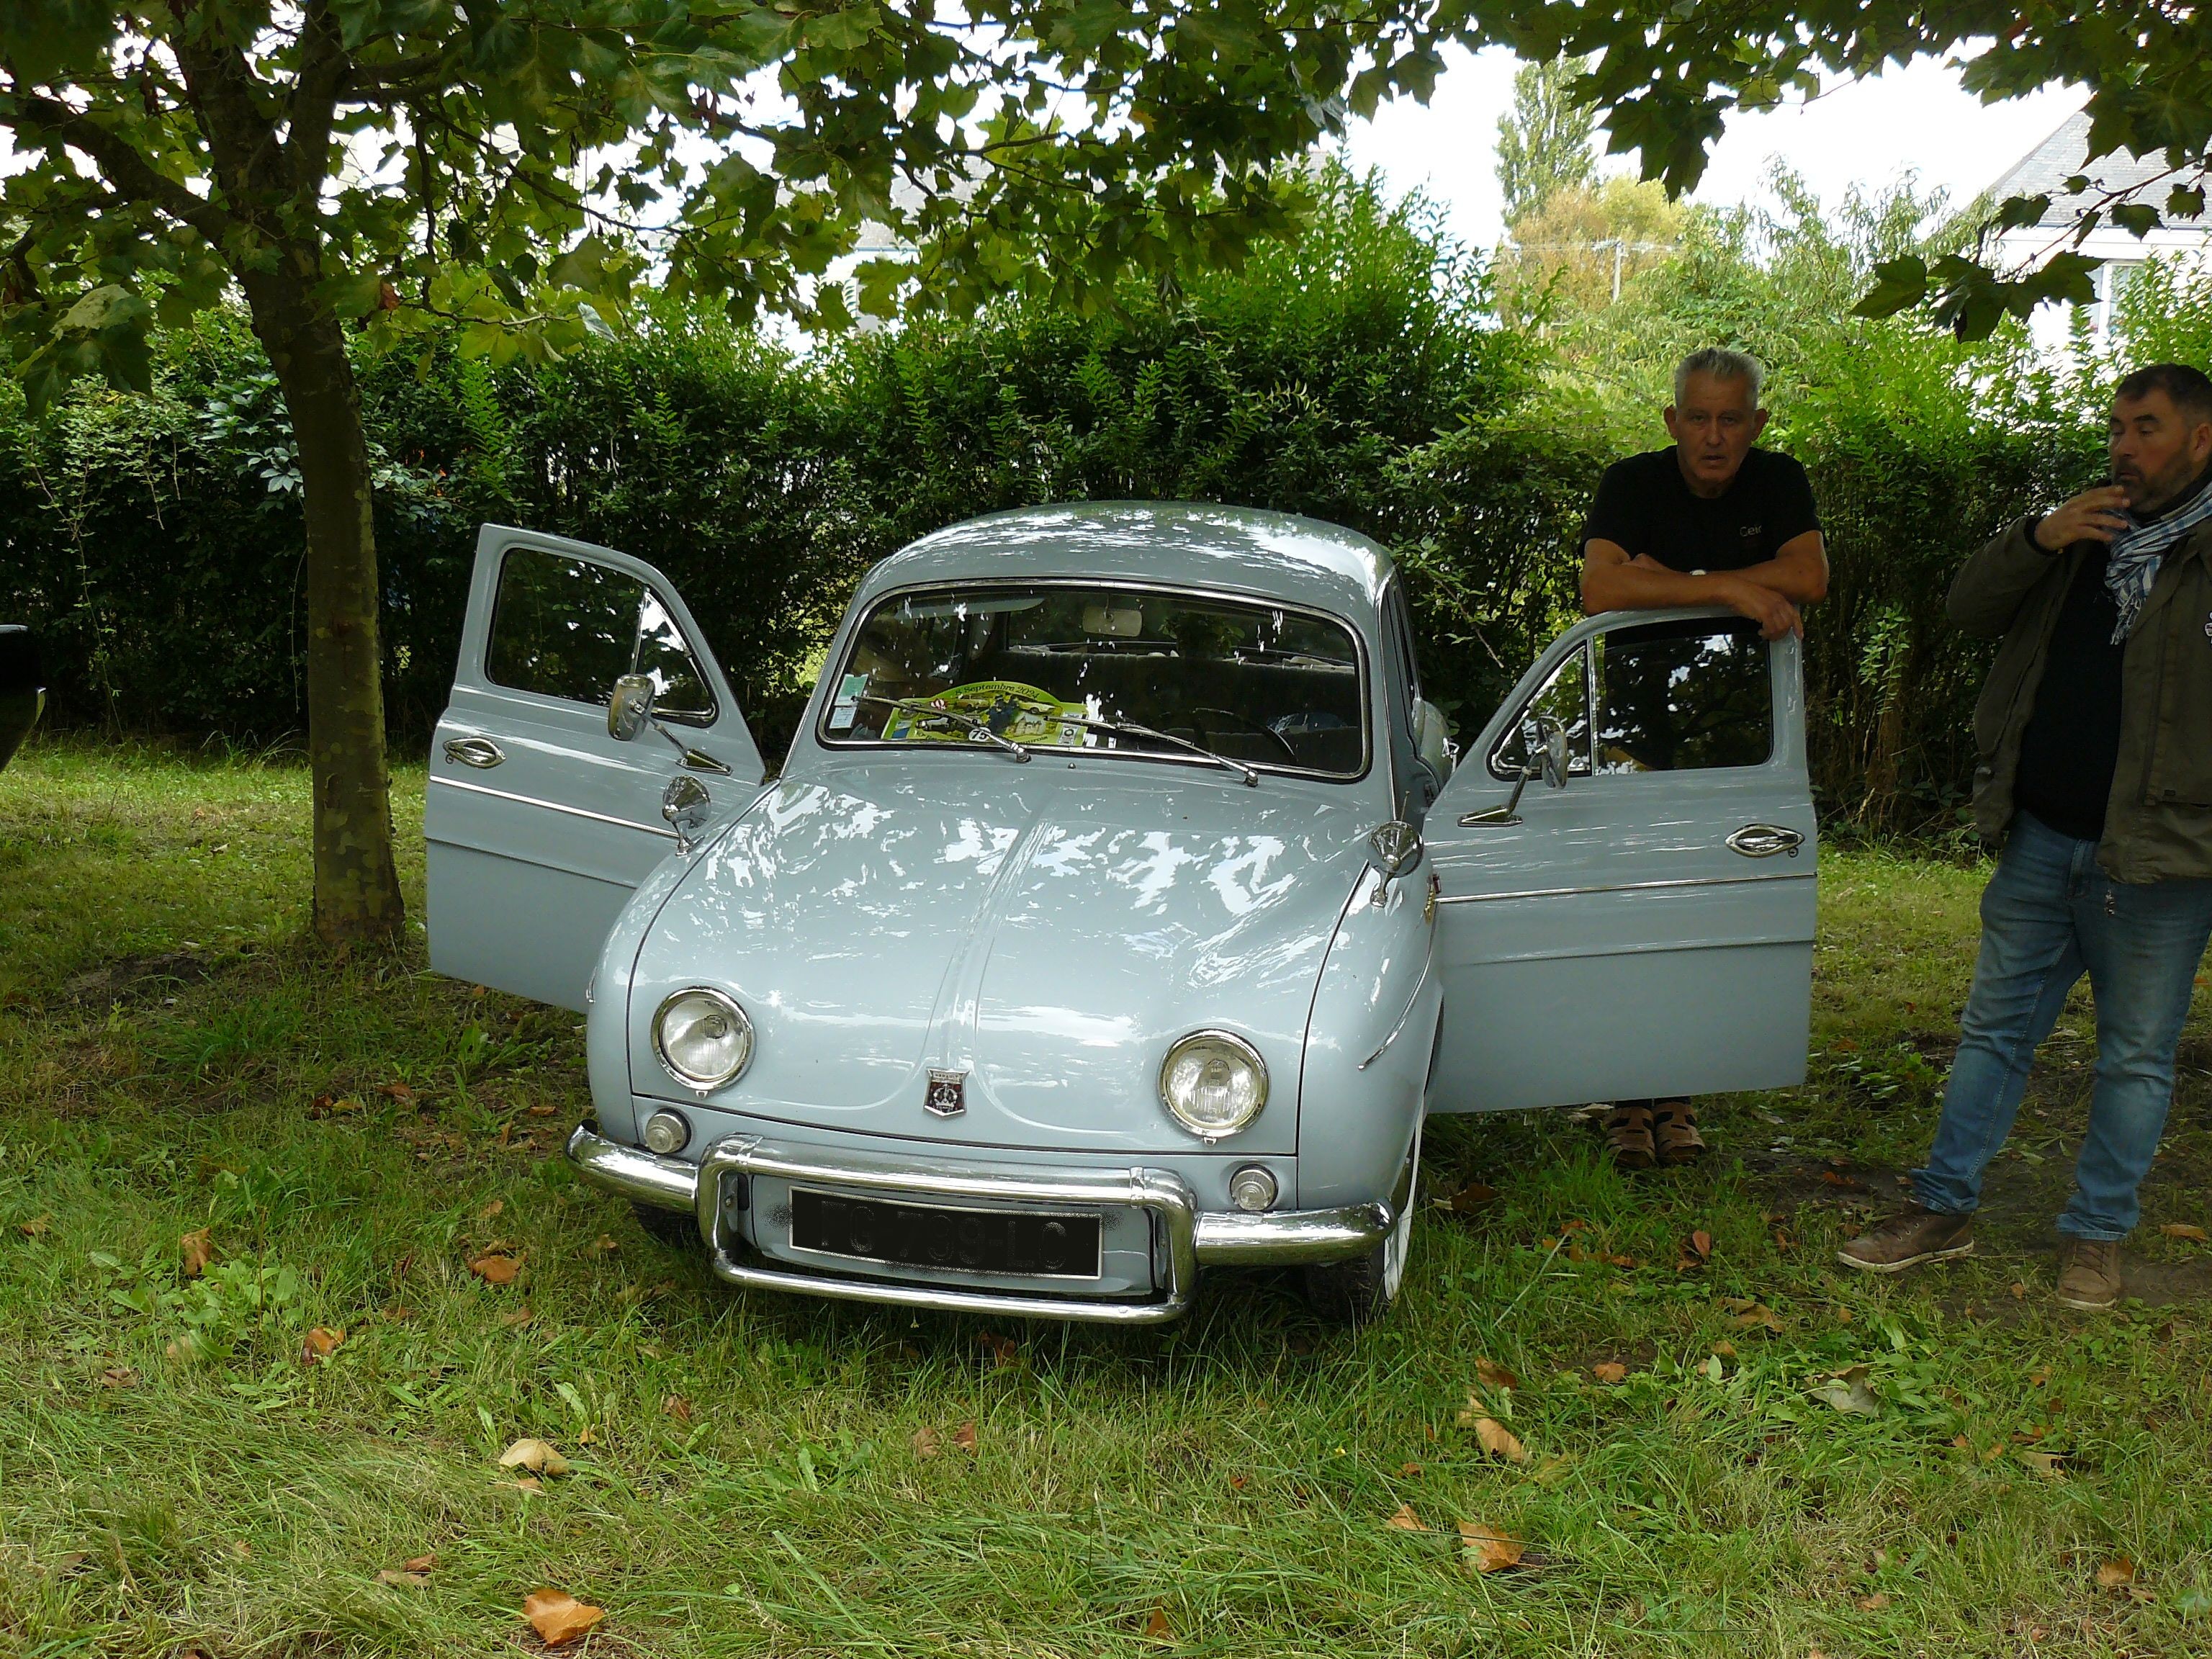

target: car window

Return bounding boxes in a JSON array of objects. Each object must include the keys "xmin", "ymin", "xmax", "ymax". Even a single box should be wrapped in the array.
[
  {"xmin": 822, "ymin": 583, "xmax": 1367, "ymax": 778},
  {"xmin": 1489, "ymin": 644, "xmax": 1592, "ymax": 779},
  {"xmin": 1592, "ymin": 617, "xmax": 1770, "ymax": 773},
  {"xmin": 486, "ymin": 548, "xmax": 714, "ymax": 722}
]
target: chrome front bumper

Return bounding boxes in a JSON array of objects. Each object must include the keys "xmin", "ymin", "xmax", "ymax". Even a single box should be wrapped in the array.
[{"xmin": 565, "ymin": 1125, "xmax": 1394, "ymax": 1325}]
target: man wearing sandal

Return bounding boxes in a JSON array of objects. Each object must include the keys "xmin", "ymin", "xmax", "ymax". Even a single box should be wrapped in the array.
[
  {"xmin": 1840, "ymin": 363, "xmax": 2212, "ymax": 1310},
  {"xmin": 1578, "ymin": 346, "xmax": 1830, "ymax": 1168}
]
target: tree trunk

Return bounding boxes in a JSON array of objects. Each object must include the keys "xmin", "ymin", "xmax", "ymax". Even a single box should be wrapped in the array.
[{"xmin": 248, "ymin": 284, "xmax": 403, "ymax": 943}]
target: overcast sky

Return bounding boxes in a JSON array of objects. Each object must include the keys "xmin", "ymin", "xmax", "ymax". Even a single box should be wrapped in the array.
[{"xmin": 1337, "ymin": 46, "xmax": 2087, "ymax": 252}]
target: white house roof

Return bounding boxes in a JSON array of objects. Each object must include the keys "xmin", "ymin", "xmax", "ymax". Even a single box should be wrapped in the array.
[{"xmin": 1988, "ymin": 110, "xmax": 2180, "ymax": 228}]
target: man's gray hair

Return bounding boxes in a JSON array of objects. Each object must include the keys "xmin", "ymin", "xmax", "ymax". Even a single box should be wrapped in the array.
[{"xmin": 1673, "ymin": 347, "xmax": 1764, "ymax": 406}]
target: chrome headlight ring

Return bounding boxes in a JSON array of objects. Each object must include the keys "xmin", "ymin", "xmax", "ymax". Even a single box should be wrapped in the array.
[
  {"xmin": 652, "ymin": 986, "xmax": 755, "ymax": 1094},
  {"xmin": 1158, "ymin": 1029, "xmax": 1269, "ymax": 1140}
]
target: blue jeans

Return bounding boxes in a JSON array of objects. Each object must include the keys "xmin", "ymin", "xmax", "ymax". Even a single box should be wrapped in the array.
[{"xmin": 1913, "ymin": 812, "xmax": 2212, "ymax": 1241}]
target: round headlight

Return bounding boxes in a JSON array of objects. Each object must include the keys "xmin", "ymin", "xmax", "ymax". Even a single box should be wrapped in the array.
[
  {"xmin": 652, "ymin": 987, "xmax": 753, "ymax": 1092},
  {"xmin": 1159, "ymin": 1030, "xmax": 1268, "ymax": 1138}
]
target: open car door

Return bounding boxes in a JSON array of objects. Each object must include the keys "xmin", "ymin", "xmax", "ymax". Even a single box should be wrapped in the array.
[
  {"xmin": 1423, "ymin": 607, "xmax": 1815, "ymax": 1113},
  {"xmin": 426, "ymin": 525, "xmax": 764, "ymax": 1011}
]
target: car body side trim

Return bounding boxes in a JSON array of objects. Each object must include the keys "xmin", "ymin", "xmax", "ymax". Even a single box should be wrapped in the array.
[
  {"xmin": 1435, "ymin": 870, "xmax": 1815, "ymax": 906},
  {"xmin": 429, "ymin": 773, "xmax": 675, "ymax": 840}
]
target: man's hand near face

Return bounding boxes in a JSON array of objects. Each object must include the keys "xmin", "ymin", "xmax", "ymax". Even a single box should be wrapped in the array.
[{"xmin": 2031, "ymin": 486, "xmax": 2131, "ymax": 551}]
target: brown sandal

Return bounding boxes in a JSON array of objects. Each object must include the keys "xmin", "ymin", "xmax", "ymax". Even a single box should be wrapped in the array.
[
  {"xmin": 1604, "ymin": 1102, "xmax": 1655, "ymax": 1170},
  {"xmin": 1653, "ymin": 1100, "xmax": 1706, "ymax": 1166}
]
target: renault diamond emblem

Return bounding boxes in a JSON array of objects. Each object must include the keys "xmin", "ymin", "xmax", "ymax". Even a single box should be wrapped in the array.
[{"xmin": 925, "ymin": 1069, "xmax": 968, "ymax": 1118}]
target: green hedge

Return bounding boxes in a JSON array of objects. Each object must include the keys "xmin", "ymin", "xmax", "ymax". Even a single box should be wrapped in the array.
[{"xmin": 0, "ymin": 172, "xmax": 2182, "ymax": 830}]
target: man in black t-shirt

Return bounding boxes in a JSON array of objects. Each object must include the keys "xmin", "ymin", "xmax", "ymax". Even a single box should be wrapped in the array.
[{"xmin": 1579, "ymin": 347, "xmax": 1830, "ymax": 1167}]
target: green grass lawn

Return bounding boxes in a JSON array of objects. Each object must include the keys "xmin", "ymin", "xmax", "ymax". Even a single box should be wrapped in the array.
[{"xmin": 2, "ymin": 742, "xmax": 2208, "ymax": 1658}]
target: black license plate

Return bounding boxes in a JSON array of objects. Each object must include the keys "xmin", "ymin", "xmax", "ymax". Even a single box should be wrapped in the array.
[{"xmin": 789, "ymin": 1187, "xmax": 1102, "ymax": 1280}]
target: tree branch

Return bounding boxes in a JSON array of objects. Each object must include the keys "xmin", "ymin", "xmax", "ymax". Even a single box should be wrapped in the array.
[
  {"xmin": 286, "ymin": 0, "xmax": 350, "ymax": 217},
  {"xmin": 7, "ymin": 91, "xmax": 239, "ymax": 248}
]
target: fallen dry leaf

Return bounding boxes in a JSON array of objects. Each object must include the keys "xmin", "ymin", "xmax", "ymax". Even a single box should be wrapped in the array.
[
  {"xmin": 979, "ymin": 1331, "xmax": 1022, "ymax": 1366},
  {"xmin": 1457, "ymin": 1521, "xmax": 1525, "ymax": 1573},
  {"xmin": 1711, "ymin": 1340, "xmax": 1737, "ymax": 1359},
  {"xmin": 1719, "ymin": 1297, "xmax": 1785, "ymax": 1334},
  {"xmin": 1532, "ymin": 1452, "xmax": 1571, "ymax": 1485},
  {"xmin": 1143, "ymin": 1606, "xmax": 1172, "ymax": 1640},
  {"xmin": 511, "ymin": 1476, "xmax": 544, "ymax": 1493},
  {"xmin": 1398, "ymin": 1461, "xmax": 1422, "ymax": 1477},
  {"xmin": 2010, "ymin": 1282, "xmax": 2028, "ymax": 1299},
  {"xmin": 528, "ymin": 1104, "xmax": 557, "ymax": 1117},
  {"xmin": 588, "ymin": 1234, "xmax": 620, "ymax": 1255},
  {"xmin": 1472, "ymin": 1416, "xmax": 1528, "ymax": 1464},
  {"xmin": 1438, "ymin": 1179, "xmax": 1498, "ymax": 1213},
  {"xmin": 301, "ymin": 1326, "xmax": 344, "ymax": 1364},
  {"xmin": 1687, "ymin": 1229, "xmax": 1714, "ymax": 1260},
  {"xmin": 180, "ymin": 1226, "xmax": 215, "ymax": 1278},
  {"xmin": 378, "ymin": 1081, "xmax": 419, "ymax": 1107},
  {"xmin": 403, "ymin": 1555, "xmax": 436, "ymax": 1573},
  {"xmin": 2095, "ymin": 1557, "xmax": 2136, "ymax": 1588},
  {"xmin": 2159, "ymin": 1223, "xmax": 2208, "ymax": 1242},
  {"xmin": 469, "ymin": 1251, "xmax": 522, "ymax": 1285},
  {"xmin": 1821, "ymin": 1170, "xmax": 1864, "ymax": 1190},
  {"xmin": 1474, "ymin": 1357, "xmax": 1520, "ymax": 1390},
  {"xmin": 100, "ymin": 1365, "xmax": 138, "ymax": 1388},
  {"xmin": 2019, "ymin": 1449, "xmax": 2067, "ymax": 1478},
  {"xmin": 912, "ymin": 1426, "xmax": 941, "ymax": 1459},
  {"xmin": 951, "ymin": 1420, "xmax": 978, "ymax": 1454},
  {"xmin": 477, "ymin": 1197, "xmax": 504, "ymax": 1220},
  {"xmin": 1228, "ymin": 1474, "xmax": 1249, "ymax": 1491},
  {"xmin": 1385, "ymin": 1501, "xmax": 1425, "ymax": 1531},
  {"xmin": 498, "ymin": 1438, "xmax": 570, "ymax": 1477},
  {"xmin": 1811, "ymin": 1364, "xmax": 1879, "ymax": 1418},
  {"xmin": 17, "ymin": 1214, "xmax": 50, "ymax": 1238},
  {"xmin": 497, "ymin": 1306, "xmax": 535, "ymax": 1328},
  {"xmin": 376, "ymin": 1569, "xmax": 428, "ymax": 1588},
  {"xmin": 1592, "ymin": 1362, "xmax": 1627, "ymax": 1385},
  {"xmin": 664, "ymin": 1395, "xmax": 693, "ymax": 1424},
  {"xmin": 1856, "ymin": 1591, "xmax": 1892, "ymax": 1611},
  {"xmin": 522, "ymin": 1586, "xmax": 605, "ymax": 1646}
]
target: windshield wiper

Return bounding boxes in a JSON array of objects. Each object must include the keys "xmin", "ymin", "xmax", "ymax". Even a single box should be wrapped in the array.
[
  {"xmin": 997, "ymin": 698, "xmax": 1261, "ymax": 788},
  {"xmin": 854, "ymin": 695, "xmax": 1031, "ymax": 763}
]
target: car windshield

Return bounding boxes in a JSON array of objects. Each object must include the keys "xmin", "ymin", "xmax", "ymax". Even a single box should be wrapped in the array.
[{"xmin": 821, "ymin": 584, "xmax": 1367, "ymax": 778}]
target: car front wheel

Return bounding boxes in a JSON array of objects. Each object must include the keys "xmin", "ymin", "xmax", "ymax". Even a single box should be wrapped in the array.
[{"xmin": 1302, "ymin": 1121, "xmax": 1420, "ymax": 1328}]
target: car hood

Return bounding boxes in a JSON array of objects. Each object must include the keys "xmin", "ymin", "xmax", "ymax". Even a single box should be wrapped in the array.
[{"xmin": 626, "ymin": 760, "xmax": 1374, "ymax": 1154}]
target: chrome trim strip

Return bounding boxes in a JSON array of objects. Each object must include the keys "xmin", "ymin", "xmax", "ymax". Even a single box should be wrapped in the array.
[
  {"xmin": 1436, "ymin": 869, "xmax": 1815, "ymax": 906},
  {"xmin": 1358, "ymin": 958, "xmax": 1434, "ymax": 1071},
  {"xmin": 563, "ymin": 1125, "xmax": 1392, "ymax": 1323},
  {"xmin": 429, "ymin": 773, "xmax": 675, "ymax": 839}
]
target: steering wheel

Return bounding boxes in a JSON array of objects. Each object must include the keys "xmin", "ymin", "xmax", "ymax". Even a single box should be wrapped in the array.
[{"xmin": 1190, "ymin": 706, "xmax": 1301, "ymax": 765}]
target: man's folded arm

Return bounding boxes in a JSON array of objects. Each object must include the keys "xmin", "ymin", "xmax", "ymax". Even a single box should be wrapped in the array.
[{"xmin": 1730, "ymin": 531, "xmax": 1828, "ymax": 603}]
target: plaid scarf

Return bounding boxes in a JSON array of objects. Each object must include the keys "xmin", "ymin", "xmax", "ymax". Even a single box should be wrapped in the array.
[{"xmin": 2106, "ymin": 469, "xmax": 2212, "ymax": 642}]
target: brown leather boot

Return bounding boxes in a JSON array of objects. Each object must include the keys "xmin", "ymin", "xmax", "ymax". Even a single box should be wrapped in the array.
[
  {"xmin": 1604, "ymin": 1102, "xmax": 1655, "ymax": 1170},
  {"xmin": 2054, "ymin": 1238, "xmax": 2124, "ymax": 1311},
  {"xmin": 1837, "ymin": 1205, "xmax": 1974, "ymax": 1274}
]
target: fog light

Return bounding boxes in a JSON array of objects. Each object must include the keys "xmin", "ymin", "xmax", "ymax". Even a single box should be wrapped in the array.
[
  {"xmin": 642, "ymin": 1108, "xmax": 691, "ymax": 1156},
  {"xmin": 1228, "ymin": 1164, "xmax": 1279, "ymax": 1212}
]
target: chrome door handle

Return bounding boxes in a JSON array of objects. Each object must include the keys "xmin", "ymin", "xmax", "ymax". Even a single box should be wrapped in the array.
[
  {"xmin": 443, "ymin": 735, "xmax": 505, "ymax": 770},
  {"xmin": 1726, "ymin": 822, "xmax": 1804, "ymax": 858}
]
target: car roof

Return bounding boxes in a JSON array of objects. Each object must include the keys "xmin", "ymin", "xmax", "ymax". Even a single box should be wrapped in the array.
[{"xmin": 865, "ymin": 502, "xmax": 1395, "ymax": 621}]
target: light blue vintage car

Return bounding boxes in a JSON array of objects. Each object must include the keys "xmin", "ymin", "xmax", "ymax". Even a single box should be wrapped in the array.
[{"xmin": 426, "ymin": 504, "xmax": 1815, "ymax": 1325}]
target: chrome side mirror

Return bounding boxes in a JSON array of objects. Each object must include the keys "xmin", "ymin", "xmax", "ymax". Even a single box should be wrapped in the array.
[
  {"xmin": 661, "ymin": 773, "xmax": 713, "ymax": 853},
  {"xmin": 1367, "ymin": 819, "xmax": 1424, "ymax": 907},
  {"xmin": 1460, "ymin": 714, "xmax": 1570, "ymax": 828},
  {"xmin": 1541, "ymin": 718, "xmax": 1570, "ymax": 789},
  {"xmin": 608, "ymin": 673, "xmax": 657, "ymax": 741}
]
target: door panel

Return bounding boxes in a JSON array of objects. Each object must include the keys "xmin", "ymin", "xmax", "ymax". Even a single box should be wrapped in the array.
[
  {"xmin": 426, "ymin": 525, "xmax": 764, "ymax": 1010},
  {"xmin": 1424, "ymin": 608, "xmax": 1815, "ymax": 1112}
]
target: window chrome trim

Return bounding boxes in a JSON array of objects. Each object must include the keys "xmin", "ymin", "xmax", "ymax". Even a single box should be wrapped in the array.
[
  {"xmin": 811, "ymin": 575, "xmax": 1374, "ymax": 784},
  {"xmin": 1434, "ymin": 869, "xmax": 1815, "ymax": 906},
  {"xmin": 428, "ymin": 773, "xmax": 675, "ymax": 839}
]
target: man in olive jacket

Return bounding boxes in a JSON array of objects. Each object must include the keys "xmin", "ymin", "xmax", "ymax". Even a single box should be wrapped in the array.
[{"xmin": 1841, "ymin": 362, "xmax": 2212, "ymax": 1310}]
